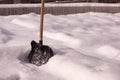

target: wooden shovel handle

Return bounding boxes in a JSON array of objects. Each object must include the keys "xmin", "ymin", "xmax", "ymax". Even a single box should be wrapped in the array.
[{"xmin": 40, "ymin": 0, "xmax": 44, "ymax": 43}]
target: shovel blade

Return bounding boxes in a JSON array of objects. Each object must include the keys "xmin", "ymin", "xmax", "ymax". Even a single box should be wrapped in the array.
[{"xmin": 28, "ymin": 40, "xmax": 54, "ymax": 66}]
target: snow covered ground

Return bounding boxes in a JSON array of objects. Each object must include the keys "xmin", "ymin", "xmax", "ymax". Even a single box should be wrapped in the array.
[
  {"xmin": 0, "ymin": 3, "xmax": 120, "ymax": 8},
  {"xmin": 0, "ymin": 12, "xmax": 120, "ymax": 80}
]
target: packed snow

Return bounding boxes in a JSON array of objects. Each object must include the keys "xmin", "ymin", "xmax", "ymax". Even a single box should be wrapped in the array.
[{"xmin": 0, "ymin": 12, "xmax": 120, "ymax": 80}]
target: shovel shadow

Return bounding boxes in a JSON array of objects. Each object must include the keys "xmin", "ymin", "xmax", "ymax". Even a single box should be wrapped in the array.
[{"xmin": 18, "ymin": 50, "xmax": 30, "ymax": 64}]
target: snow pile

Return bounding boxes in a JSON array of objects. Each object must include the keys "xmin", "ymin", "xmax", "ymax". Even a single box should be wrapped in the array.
[{"xmin": 0, "ymin": 12, "xmax": 120, "ymax": 80}]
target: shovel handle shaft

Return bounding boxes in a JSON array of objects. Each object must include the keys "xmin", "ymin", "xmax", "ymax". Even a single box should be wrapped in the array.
[{"xmin": 40, "ymin": 0, "xmax": 44, "ymax": 43}]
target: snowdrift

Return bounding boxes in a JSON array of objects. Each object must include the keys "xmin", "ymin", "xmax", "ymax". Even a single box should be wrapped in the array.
[{"xmin": 0, "ymin": 12, "xmax": 120, "ymax": 80}]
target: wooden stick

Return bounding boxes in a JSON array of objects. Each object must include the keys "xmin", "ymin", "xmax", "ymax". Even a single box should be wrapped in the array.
[{"xmin": 40, "ymin": 0, "xmax": 44, "ymax": 44}]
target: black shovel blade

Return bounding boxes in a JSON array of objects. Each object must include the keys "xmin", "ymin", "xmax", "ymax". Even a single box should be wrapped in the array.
[{"xmin": 28, "ymin": 40, "xmax": 54, "ymax": 66}]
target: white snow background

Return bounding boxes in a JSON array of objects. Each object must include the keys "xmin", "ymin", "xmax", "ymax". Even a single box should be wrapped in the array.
[{"xmin": 0, "ymin": 12, "xmax": 120, "ymax": 80}]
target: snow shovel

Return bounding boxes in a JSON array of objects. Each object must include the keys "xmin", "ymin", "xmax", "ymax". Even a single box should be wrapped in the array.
[{"xmin": 28, "ymin": 0, "xmax": 54, "ymax": 66}]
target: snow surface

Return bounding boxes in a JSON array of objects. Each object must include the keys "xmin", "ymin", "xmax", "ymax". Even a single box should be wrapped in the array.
[
  {"xmin": 1, "ymin": 12, "xmax": 120, "ymax": 80},
  {"xmin": 0, "ymin": 3, "xmax": 120, "ymax": 8}
]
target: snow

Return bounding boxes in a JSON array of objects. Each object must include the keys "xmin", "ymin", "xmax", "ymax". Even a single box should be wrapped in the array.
[
  {"xmin": 0, "ymin": 3, "xmax": 120, "ymax": 8},
  {"xmin": 0, "ymin": 12, "xmax": 120, "ymax": 80},
  {"xmin": 97, "ymin": 45, "xmax": 120, "ymax": 59}
]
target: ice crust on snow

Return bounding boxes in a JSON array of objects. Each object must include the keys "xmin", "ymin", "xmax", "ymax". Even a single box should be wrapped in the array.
[{"xmin": 0, "ymin": 12, "xmax": 120, "ymax": 80}]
